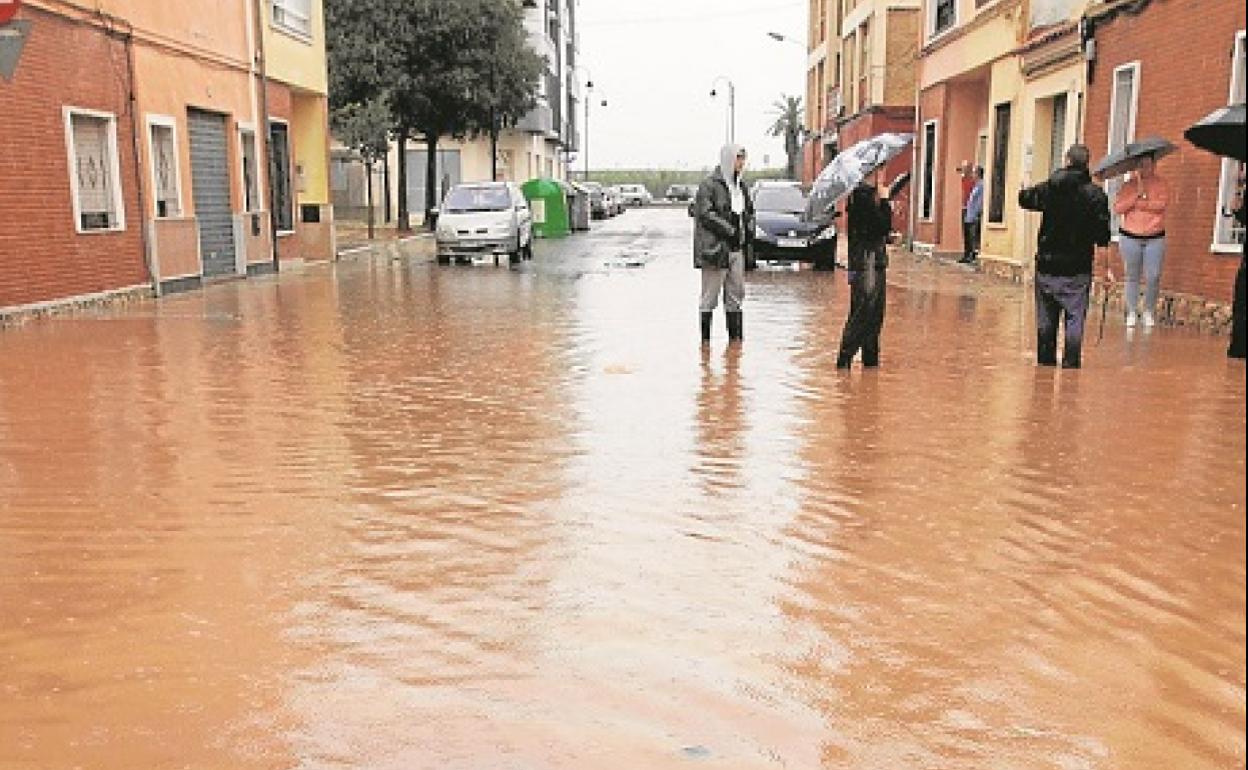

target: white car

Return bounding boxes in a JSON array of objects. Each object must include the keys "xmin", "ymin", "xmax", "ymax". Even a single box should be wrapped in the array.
[
  {"xmin": 435, "ymin": 182, "xmax": 533, "ymax": 264},
  {"xmin": 617, "ymin": 183, "xmax": 653, "ymax": 207}
]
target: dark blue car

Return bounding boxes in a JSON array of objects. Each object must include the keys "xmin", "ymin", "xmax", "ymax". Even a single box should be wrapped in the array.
[{"xmin": 747, "ymin": 181, "xmax": 838, "ymax": 271}]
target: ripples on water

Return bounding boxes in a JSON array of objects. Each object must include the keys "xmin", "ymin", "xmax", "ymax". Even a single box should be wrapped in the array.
[{"xmin": 0, "ymin": 210, "xmax": 1243, "ymax": 769}]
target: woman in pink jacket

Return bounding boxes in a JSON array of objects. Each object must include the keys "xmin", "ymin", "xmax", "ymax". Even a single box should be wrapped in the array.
[{"xmin": 1113, "ymin": 154, "xmax": 1170, "ymax": 327}]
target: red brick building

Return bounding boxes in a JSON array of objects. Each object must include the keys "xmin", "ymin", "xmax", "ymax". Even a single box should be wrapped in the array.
[
  {"xmin": 0, "ymin": 5, "xmax": 149, "ymax": 313},
  {"xmin": 1083, "ymin": 0, "xmax": 1245, "ymax": 318}
]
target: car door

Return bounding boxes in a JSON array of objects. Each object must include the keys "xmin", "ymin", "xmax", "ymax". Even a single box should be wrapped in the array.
[{"xmin": 512, "ymin": 185, "xmax": 532, "ymax": 244}]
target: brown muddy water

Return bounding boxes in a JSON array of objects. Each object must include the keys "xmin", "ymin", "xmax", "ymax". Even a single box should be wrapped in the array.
[{"xmin": 1, "ymin": 209, "xmax": 1244, "ymax": 770}]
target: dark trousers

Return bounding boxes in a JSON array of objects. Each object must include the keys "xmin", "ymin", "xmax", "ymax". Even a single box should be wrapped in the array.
[
  {"xmin": 838, "ymin": 266, "xmax": 886, "ymax": 367},
  {"xmin": 1230, "ymin": 253, "xmax": 1246, "ymax": 358},
  {"xmin": 1035, "ymin": 273, "xmax": 1091, "ymax": 368},
  {"xmin": 962, "ymin": 218, "xmax": 981, "ymax": 261}
]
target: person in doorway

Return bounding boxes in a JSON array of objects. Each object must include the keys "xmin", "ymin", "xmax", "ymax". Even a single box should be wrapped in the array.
[
  {"xmin": 1228, "ymin": 178, "xmax": 1246, "ymax": 359},
  {"xmin": 1019, "ymin": 144, "xmax": 1111, "ymax": 369},
  {"xmin": 693, "ymin": 144, "xmax": 753, "ymax": 343},
  {"xmin": 836, "ymin": 170, "xmax": 893, "ymax": 369},
  {"xmin": 959, "ymin": 161, "xmax": 976, "ymax": 254},
  {"xmin": 1113, "ymin": 153, "xmax": 1171, "ymax": 327},
  {"xmin": 961, "ymin": 166, "xmax": 984, "ymax": 264}
]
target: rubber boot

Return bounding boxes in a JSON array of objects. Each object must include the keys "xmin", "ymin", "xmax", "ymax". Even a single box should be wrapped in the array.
[
  {"xmin": 700, "ymin": 311, "xmax": 713, "ymax": 343},
  {"xmin": 726, "ymin": 311, "xmax": 743, "ymax": 341}
]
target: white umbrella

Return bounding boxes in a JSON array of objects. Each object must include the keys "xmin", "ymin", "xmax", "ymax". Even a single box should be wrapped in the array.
[{"xmin": 805, "ymin": 132, "xmax": 913, "ymax": 221}]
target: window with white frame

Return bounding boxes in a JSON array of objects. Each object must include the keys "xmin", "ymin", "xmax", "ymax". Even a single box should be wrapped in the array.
[
  {"xmin": 921, "ymin": 119, "xmax": 938, "ymax": 221},
  {"xmin": 271, "ymin": 0, "xmax": 311, "ymax": 37},
  {"xmin": 931, "ymin": 0, "xmax": 956, "ymax": 38},
  {"xmin": 240, "ymin": 128, "xmax": 261, "ymax": 213},
  {"xmin": 1214, "ymin": 31, "xmax": 1246, "ymax": 250},
  {"xmin": 1106, "ymin": 62, "xmax": 1139, "ymax": 235},
  {"xmin": 148, "ymin": 118, "xmax": 181, "ymax": 218},
  {"xmin": 65, "ymin": 109, "xmax": 125, "ymax": 232}
]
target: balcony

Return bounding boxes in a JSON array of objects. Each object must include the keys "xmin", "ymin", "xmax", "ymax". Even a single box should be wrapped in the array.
[{"xmin": 517, "ymin": 102, "xmax": 554, "ymax": 135}]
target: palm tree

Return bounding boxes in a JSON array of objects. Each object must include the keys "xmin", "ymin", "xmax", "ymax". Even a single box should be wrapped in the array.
[{"xmin": 768, "ymin": 95, "xmax": 804, "ymax": 180}]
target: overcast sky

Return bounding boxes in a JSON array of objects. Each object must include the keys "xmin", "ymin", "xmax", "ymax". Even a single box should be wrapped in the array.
[{"xmin": 576, "ymin": 0, "xmax": 809, "ymax": 172}]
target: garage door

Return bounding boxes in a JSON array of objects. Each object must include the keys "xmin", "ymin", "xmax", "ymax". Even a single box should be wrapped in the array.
[{"xmin": 187, "ymin": 109, "xmax": 236, "ymax": 277}]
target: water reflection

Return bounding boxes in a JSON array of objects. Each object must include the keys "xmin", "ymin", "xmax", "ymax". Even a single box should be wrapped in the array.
[{"xmin": 0, "ymin": 209, "xmax": 1243, "ymax": 769}]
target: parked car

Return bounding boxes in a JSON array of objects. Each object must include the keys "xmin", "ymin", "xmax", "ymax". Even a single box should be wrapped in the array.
[
  {"xmin": 434, "ymin": 181, "xmax": 533, "ymax": 264},
  {"xmin": 747, "ymin": 180, "xmax": 837, "ymax": 270},
  {"xmin": 583, "ymin": 182, "xmax": 609, "ymax": 219},
  {"xmin": 617, "ymin": 183, "xmax": 653, "ymax": 207},
  {"xmin": 665, "ymin": 184, "xmax": 697, "ymax": 202},
  {"xmin": 604, "ymin": 186, "xmax": 625, "ymax": 216}
]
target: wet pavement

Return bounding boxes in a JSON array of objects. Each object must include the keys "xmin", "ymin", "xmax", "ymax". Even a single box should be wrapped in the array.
[{"xmin": 1, "ymin": 207, "xmax": 1244, "ymax": 770}]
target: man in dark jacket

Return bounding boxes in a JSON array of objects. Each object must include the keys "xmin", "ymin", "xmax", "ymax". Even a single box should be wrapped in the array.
[
  {"xmin": 836, "ymin": 172, "xmax": 893, "ymax": 369},
  {"xmin": 1019, "ymin": 144, "xmax": 1111, "ymax": 369},
  {"xmin": 693, "ymin": 144, "xmax": 754, "ymax": 343},
  {"xmin": 1228, "ymin": 181, "xmax": 1245, "ymax": 359}
]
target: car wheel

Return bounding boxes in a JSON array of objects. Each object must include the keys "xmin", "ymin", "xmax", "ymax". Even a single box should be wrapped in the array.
[{"xmin": 436, "ymin": 253, "xmax": 451, "ymax": 265}]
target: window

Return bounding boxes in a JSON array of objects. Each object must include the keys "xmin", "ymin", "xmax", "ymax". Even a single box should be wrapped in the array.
[
  {"xmin": 920, "ymin": 119, "xmax": 938, "ymax": 221},
  {"xmin": 64, "ymin": 108, "xmax": 125, "ymax": 232},
  {"xmin": 989, "ymin": 102, "xmax": 1011, "ymax": 223},
  {"xmin": 1048, "ymin": 93, "xmax": 1068, "ymax": 175},
  {"xmin": 932, "ymin": 0, "xmax": 956, "ymax": 38},
  {"xmin": 269, "ymin": 121, "xmax": 293, "ymax": 232},
  {"xmin": 858, "ymin": 19, "xmax": 871, "ymax": 111},
  {"xmin": 1214, "ymin": 31, "xmax": 1246, "ymax": 250},
  {"xmin": 1106, "ymin": 62, "xmax": 1139, "ymax": 235},
  {"xmin": 239, "ymin": 128, "xmax": 261, "ymax": 213},
  {"xmin": 147, "ymin": 117, "xmax": 181, "ymax": 218},
  {"xmin": 271, "ymin": 0, "xmax": 311, "ymax": 37}
]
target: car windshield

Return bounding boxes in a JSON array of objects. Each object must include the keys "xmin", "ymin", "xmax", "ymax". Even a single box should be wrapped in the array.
[
  {"xmin": 443, "ymin": 186, "xmax": 511, "ymax": 213},
  {"xmin": 754, "ymin": 186, "xmax": 807, "ymax": 214}
]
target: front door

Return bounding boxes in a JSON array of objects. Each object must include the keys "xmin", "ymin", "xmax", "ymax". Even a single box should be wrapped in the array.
[{"xmin": 187, "ymin": 109, "xmax": 236, "ymax": 278}]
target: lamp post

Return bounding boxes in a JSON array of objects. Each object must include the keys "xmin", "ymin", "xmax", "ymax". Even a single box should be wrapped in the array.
[
  {"xmin": 766, "ymin": 31, "xmax": 806, "ymax": 49},
  {"xmin": 710, "ymin": 75, "xmax": 736, "ymax": 144},
  {"xmin": 583, "ymin": 79, "xmax": 606, "ymax": 183}
]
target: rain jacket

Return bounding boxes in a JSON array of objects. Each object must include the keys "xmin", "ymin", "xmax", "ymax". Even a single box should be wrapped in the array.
[
  {"xmin": 693, "ymin": 145, "xmax": 755, "ymax": 269},
  {"xmin": 1113, "ymin": 173, "xmax": 1169, "ymax": 238},
  {"xmin": 845, "ymin": 182, "xmax": 892, "ymax": 272},
  {"xmin": 1019, "ymin": 166, "xmax": 1111, "ymax": 277}
]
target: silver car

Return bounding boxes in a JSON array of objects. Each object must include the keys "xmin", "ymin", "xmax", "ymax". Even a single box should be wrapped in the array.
[{"xmin": 435, "ymin": 182, "xmax": 534, "ymax": 264}]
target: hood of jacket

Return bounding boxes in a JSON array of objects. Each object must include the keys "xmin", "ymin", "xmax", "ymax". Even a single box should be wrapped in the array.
[{"xmin": 718, "ymin": 144, "xmax": 745, "ymax": 189}]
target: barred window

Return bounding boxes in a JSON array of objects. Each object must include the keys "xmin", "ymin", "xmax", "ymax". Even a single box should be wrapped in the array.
[
  {"xmin": 1214, "ymin": 32, "xmax": 1245, "ymax": 250},
  {"xmin": 66, "ymin": 110, "xmax": 124, "ymax": 232},
  {"xmin": 149, "ymin": 120, "xmax": 181, "ymax": 218}
]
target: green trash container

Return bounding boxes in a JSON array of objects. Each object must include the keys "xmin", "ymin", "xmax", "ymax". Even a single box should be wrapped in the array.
[{"xmin": 521, "ymin": 178, "xmax": 571, "ymax": 238}]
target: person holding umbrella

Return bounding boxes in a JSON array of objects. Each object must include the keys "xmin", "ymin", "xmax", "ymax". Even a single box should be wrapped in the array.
[
  {"xmin": 1019, "ymin": 144, "xmax": 1112, "ymax": 369},
  {"xmin": 1184, "ymin": 103, "xmax": 1246, "ymax": 359},
  {"xmin": 1112, "ymin": 152, "xmax": 1171, "ymax": 327},
  {"xmin": 835, "ymin": 170, "xmax": 895, "ymax": 369}
]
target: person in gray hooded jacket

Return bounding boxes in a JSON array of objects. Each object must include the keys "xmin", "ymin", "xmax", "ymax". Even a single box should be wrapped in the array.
[{"xmin": 693, "ymin": 144, "xmax": 754, "ymax": 342}]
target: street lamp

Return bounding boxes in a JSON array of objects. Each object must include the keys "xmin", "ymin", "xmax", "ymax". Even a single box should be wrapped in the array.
[
  {"xmin": 767, "ymin": 31, "xmax": 806, "ymax": 49},
  {"xmin": 583, "ymin": 79, "xmax": 608, "ymax": 183},
  {"xmin": 710, "ymin": 75, "xmax": 736, "ymax": 144}
]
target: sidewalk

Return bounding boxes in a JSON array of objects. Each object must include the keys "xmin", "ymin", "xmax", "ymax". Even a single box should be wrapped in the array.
[{"xmin": 335, "ymin": 221, "xmax": 434, "ymax": 261}]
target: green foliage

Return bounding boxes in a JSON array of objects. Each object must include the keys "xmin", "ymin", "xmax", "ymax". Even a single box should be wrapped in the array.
[
  {"xmin": 767, "ymin": 95, "xmax": 804, "ymax": 181},
  {"xmin": 330, "ymin": 98, "xmax": 390, "ymax": 163},
  {"xmin": 326, "ymin": 0, "xmax": 544, "ymax": 219}
]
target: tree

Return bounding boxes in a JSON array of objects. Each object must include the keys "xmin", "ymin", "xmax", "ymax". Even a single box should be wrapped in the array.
[
  {"xmin": 768, "ymin": 95, "xmax": 805, "ymax": 181},
  {"xmin": 331, "ymin": 98, "xmax": 390, "ymax": 240},
  {"xmin": 328, "ymin": 0, "xmax": 542, "ymax": 231}
]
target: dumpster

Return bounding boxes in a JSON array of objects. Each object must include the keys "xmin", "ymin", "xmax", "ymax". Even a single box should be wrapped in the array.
[
  {"xmin": 521, "ymin": 178, "xmax": 571, "ymax": 238},
  {"xmin": 568, "ymin": 182, "xmax": 591, "ymax": 231}
]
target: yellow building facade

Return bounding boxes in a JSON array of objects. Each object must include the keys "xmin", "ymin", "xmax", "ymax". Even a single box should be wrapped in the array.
[{"xmin": 914, "ymin": 0, "xmax": 1090, "ymax": 280}]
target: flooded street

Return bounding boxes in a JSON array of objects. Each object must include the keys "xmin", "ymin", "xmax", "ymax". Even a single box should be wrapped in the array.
[{"xmin": 1, "ymin": 207, "xmax": 1244, "ymax": 770}]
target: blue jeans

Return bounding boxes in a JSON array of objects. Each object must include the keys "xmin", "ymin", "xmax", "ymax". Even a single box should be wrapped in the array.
[
  {"xmin": 1119, "ymin": 234, "xmax": 1166, "ymax": 315},
  {"xmin": 1035, "ymin": 273, "xmax": 1091, "ymax": 368}
]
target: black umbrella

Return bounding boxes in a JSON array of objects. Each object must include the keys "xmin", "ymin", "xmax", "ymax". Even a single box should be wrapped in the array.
[
  {"xmin": 1093, "ymin": 136, "xmax": 1178, "ymax": 180},
  {"xmin": 1184, "ymin": 103, "xmax": 1246, "ymax": 162}
]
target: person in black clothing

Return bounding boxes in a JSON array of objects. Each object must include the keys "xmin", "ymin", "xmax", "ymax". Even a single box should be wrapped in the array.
[
  {"xmin": 1018, "ymin": 144, "xmax": 1111, "ymax": 369},
  {"xmin": 836, "ymin": 172, "xmax": 893, "ymax": 369},
  {"xmin": 1228, "ymin": 179, "xmax": 1246, "ymax": 359}
]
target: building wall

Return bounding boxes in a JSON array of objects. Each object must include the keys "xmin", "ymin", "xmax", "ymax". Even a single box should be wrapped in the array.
[
  {"xmin": 261, "ymin": 0, "xmax": 329, "ymax": 96},
  {"xmin": 0, "ymin": 4, "xmax": 148, "ymax": 311},
  {"xmin": 1084, "ymin": 0, "xmax": 1244, "ymax": 306},
  {"xmin": 979, "ymin": 56, "xmax": 1025, "ymax": 264},
  {"xmin": 884, "ymin": 8, "xmax": 920, "ymax": 106}
]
